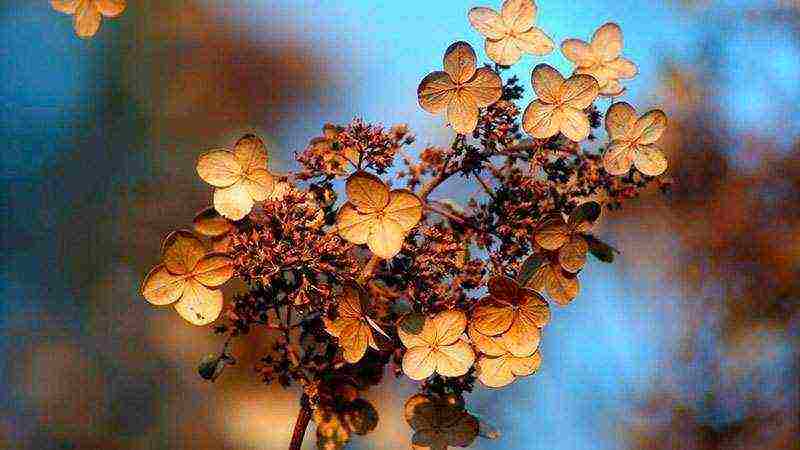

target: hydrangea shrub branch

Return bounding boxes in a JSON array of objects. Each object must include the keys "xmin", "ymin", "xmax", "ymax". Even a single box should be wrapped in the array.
[{"xmin": 138, "ymin": 1, "xmax": 671, "ymax": 449}]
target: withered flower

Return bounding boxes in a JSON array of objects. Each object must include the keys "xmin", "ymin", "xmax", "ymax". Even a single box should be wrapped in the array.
[
  {"xmin": 470, "ymin": 275, "xmax": 549, "ymax": 357},
  {"xmin": 141, "ymin": 231, "xmax": 233, "ymax": 325},
  {"xmin": 196, "ymin": 134, "xmax": 275, "ymax": 220},
  {"xmin": 561, "ymin": 22, "xmax": 638, "ymax": 96},
  {"xmin": 528, "ymin": 258, "xmax": 580, "ymax": 306},
  {"xmin": 336, "ymin": 172, "xmax": 423, "ymax": 259},
  {"xmin": 468, "ymin": 0, "xmax": 554, "ymax": 66},
  {"xmin": 324, "ymin": 284, "xmax": 381, "ymax": 364},
  {"xmin": 51, "ymin": 0, "xmax": 126, "ymax": 38},
  {"xmin": 535, "ymin": 201, "xmax": 601, "ymax": 272},
  {"xmin": 193, "ymin": 206, "xmax": 235, "ymax": 253},
  {"xmin": 603, "ymin": 102, "xmax": 669, "ymax": 176},
  {"xmin": 418, "ymin": 42, "xmax": 503, "ymax": 134},
  {"xmin": 404, "ymin": 393, "xmax": 479, "ymax": 450},
  {"xmin": 522, "ymin": 64, "xmax": 599, "ymax": 142},
  {"xmin": 398, "ymin": 310, "xmax": 475, "ymax": 380}
]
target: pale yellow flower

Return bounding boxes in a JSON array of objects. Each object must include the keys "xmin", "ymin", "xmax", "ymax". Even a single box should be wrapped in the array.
[
  {"xmin": 561, "ymin": 22, "xmax": 638, "ymax": 96},
  {"xmin": 522, "ymin": 64, "xmax": 599, "ymax": 142},
  {"xmin": 336, "ymin": 172, "xmax": 423, "ymax": 259},
  {"xmin": 468, "ymin": 0, "xmax": 554, "ymax": 66},
  {"xmin": 603, "ymin": 102, "xmax": 669, "ymax": 176},
  {"xmin": 398, "ymin": 310, "xmax": 476, "ymax": 381},
  {"xmin": 141, "ymin": 231, "xmax": 233, "ymax": 325},
  {"xmin": 418, "ymin": 42, "xmax": 503, "ymax": 134},
  {"xmin": 51, "ymin": 0, "xmax": 126, "ymax": 38},
  {"xmin": 196, "ymin": 134, "xmax": 275, "ymax": 221}
]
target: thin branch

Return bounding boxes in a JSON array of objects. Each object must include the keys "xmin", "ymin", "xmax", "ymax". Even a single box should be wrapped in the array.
[
  {"xmin": 473, "ymin": 172, "xmax": 497, "ymax": 200},
  {"xmin": 288, "ymin": 395, "xmax": 312, "ymax": 450}
]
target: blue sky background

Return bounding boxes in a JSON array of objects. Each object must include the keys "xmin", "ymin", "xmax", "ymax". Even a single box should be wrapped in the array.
[{"xmin": 1, "ymin": 1, "xmax": 798, "ymax": 449}]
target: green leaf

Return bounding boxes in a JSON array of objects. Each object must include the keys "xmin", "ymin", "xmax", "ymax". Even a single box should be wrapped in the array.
[
  {"xmin": 517, "ymin": 254, "xmax": 545, "ymax": 286},
  {"xmin": 569, "ymin": 201, "xmax": 601, "ymax": 226},
  {"xmin": 399, "ymin": 313, "xmax": 425, "ymax": 335},
  {"xmin": 585, "ymin": 235, "xmax": 618, "ymax": 263}
]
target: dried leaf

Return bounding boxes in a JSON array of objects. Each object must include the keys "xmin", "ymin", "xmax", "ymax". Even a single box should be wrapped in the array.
[{"xmin": 585, "ymin": 235, "xmax": 618, "ymax": 263}]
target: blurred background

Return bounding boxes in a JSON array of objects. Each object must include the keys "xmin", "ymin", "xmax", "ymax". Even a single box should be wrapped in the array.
[{"xmin": 1, "ymin": 0, "xmax": 798, "ymax": 449}]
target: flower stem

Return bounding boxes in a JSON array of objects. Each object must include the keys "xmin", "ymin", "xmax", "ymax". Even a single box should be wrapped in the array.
[{"xmin": 289, "ymin": 395, "xmax": 312, "ymax": 450}]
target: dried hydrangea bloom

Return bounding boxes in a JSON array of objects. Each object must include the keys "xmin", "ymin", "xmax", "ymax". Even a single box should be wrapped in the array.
[
  {"xmin": 561, "ymin": 22, "xmax": 639, "ymax": 96},
  {"xmin": 336, "ymin": 171, "xmax": 423, "ymax": 259},
  {"xmin": 475, "ymin": 346, "xmax": 541, "ymax": 388},
  {"xmin": 141, "ymin": 230, "xmax": 233, "ymax": 325},
  {"xmin": 324, "ymin": 284, "xmax": 380, "ymax": 364},
  {"xmin": 398, "ymin": 310, "xmax": 476, "ymax": 380},
  {"xmin": 309, "ymin": 124, "xmax": 360, "ymax": 177},
  {"xmin": 193, "ymin": 206, "xmax": 234, "ymax": 253},
  {"xmin": 535, "ymin": 202, "xmax": 601, "ymax": 272},
  {"xmin": 51, "ymin": 0, "xmax": 126, "ymax": 38},
  {"xmin": 404, "ymin": 394, "xmax": 479, "ymax": 450},
  {"xmin": 417, "ymin": 42, "xmax": 503, "ymax": 134},
  {"xmin": 468, "ymin": 0, "xmax": 554, "ymax": 66},
  {"xmin": 603, "ymin": 102, "xmax": 669, "ymax": 176},
  {"xmin": 522, "ymin": 64, "xmax": 599, "ymax": 142},
  {"xmin": 470, "ymin": 276, "xmax": 549, "ymax": 357},
  {"xmin": 528, "ymin": 259, "xmax": 580, "ymax": 306},
  {"xmin": 196, "ymin": 134, "xmax": 275, "ymax": 221}
]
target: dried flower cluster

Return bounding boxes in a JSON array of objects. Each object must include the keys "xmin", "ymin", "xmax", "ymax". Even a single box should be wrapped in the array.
[{"xmin": 138, "ymin": 1, "xmax": 671, "ymax": 449}]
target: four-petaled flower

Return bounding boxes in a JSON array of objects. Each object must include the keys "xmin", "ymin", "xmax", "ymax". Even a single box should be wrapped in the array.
[
  {"xmin": 398, "ymin": 310, "xmax": 476, "ymax": 380},
  {"xmin": 470, "ymin": 275, "xmax": 550, "ymax": 357},
  {"xmin": 324, "ymin": 284, "xmax": 381, "ymax": 364},
  {"xmin": 561, "ymin": 22, "xmax": 638, "ymax": 96},
  {"xmin": 535, "ymin": 202, "xmax": 601, "ymax": 273},
  {"xmin": 404, "ymin": 394, "xmax": 479, "ymax": 450},
  {"xmin": 418, "ymin": 42, "xmax": 503, "ymax": 134},
  {"xmin": 528, "ymin": 258, "xmax": 580, "ymax": 306},
  {"xmin": 472, "ymin": 330, "xmax": 542, "ymax": 388},
  {"xmin": 603, "ymin": 102, "xmax": 669, "ymax": 176},
  {"xmin": 336, "ymin": 171, "xmax": 423, "ymax": 259},
  {"xmin": 522, "ymin": 64, "xmax": 599, "ymax": 142},
  {"xmin": 51, "ymin": 0, "xmax": 126, "ymax": 38},
  {"xmin": 141, "ymin": 230, "xmax": 233, "ymax": 325},
  {"xmin": 468, "ymin": 0, "xmax": 554, "ymax": 66},
  {"xmin": 196, "ymin": 134, "xmax": 275, "ymax": 221}
]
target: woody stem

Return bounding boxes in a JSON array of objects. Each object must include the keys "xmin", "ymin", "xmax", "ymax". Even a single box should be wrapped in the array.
[{"xmin": 289, "ymin": 395, "xmax": 312, "ymax": 450}]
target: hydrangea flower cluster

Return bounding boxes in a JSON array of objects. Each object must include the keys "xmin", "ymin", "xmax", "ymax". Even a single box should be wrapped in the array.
[{"xmin": 138, "ymin": 1, "xmax": 670, "ymax": 449}]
